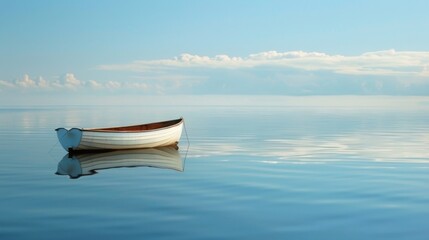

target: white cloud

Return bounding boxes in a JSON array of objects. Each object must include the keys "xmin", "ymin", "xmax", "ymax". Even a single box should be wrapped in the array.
[
  {"xmin": 3, "ymin": 50, "xmax": 429, "ymax": 95},
  {"xmin": 124, "ymin": 82, "xmax": 148, "ymax": 90},
  {"xmin": 105, "ymin": 81, "xmax": 121, "ymax": 89},
  {"xmin": 98, "ymin": 50, "xmax": 429, "ymax": 77},
  {"xmin": 88, "ymin": 79, "xmax": 103, "ymax": 89},
  {"xmin": 63, "ymin": 73, "xmax": 82, "ymax": 88},
  {"xmin": 2, "ymin": 73, "xmax": 87, "ymax": 90},
  {"xmin": 249, "ymin": 50, "xmax": 329, "ymax": 60},
  {"xmin": 37, "ymin": 76, "xmax": 50, "ymax": 88},
  {"xmin": 13, "ymin": 75, "xmax": 60, "ymax": 89},
  {"xmin": 16, "ymin": 74, "xmax": 36, "ymax": 88},
  {"xmin": 421, "ymin": 65, "xmax": 429, "ymax": 77},
  {"xmin": 0, "ymin": 80, "xmax": 15, "ymax": 88}
]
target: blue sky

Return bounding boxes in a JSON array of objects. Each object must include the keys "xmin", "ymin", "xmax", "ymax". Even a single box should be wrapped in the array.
[{"xmin": 1, "ymin": 0, "xmax": 429, "ymax": 104}]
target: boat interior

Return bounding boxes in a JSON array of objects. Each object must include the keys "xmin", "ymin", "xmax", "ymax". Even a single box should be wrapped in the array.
[{"xmin": 85, "ymin": 118, "xmax": 182, "ymax": 132}]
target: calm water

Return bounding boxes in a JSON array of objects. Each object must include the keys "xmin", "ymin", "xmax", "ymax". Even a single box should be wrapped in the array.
[{"xmin": 1, "ymin": 101, "xmax": 428, "ymax": 239}]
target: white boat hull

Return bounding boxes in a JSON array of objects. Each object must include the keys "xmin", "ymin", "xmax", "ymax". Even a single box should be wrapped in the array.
[{"xmin": 56, "ymin": 118, "xmax": 184, "ymax": 151}]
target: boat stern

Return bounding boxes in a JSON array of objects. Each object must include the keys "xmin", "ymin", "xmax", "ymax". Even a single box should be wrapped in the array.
[{"xmin": 55, "ymin": 128, "xmax": 83, "ymax": 151}]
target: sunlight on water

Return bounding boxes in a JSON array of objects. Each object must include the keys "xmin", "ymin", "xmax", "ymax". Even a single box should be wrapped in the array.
[{"xmin": 0, "ymin": 97, "xmax": 428, "ymax": 240}]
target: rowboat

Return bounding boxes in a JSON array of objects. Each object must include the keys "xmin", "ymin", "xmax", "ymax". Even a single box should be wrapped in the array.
[
  {"xmin": 55, "ymin": 118, "xmax": 184, "ymax": 152},
  {"xmin": 56, "ymin": 146, "xmax": 183, "ymax": 179}
]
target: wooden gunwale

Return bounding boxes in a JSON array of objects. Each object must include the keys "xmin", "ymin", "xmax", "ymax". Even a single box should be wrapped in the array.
[{"xmin": 82, "ymin": 118, "xmax": 183, "ymax": 133}]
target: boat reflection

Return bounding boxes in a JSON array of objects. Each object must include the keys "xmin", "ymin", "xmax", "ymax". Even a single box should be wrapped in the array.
[{"xmin": 56, "ymin": 146, "xmax": 184, "ymax": 179}]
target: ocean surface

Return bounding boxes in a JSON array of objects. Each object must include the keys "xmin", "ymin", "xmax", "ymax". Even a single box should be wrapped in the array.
[{"xmin": 1, "ymin": 98, "xmax": 428, "ymax": 240}]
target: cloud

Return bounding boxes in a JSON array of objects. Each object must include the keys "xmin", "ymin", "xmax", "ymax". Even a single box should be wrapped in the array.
[
  {"xmin": 37, "ymin": 77, "xmax": 49, "ymax": 88},
  {"xmin": 16, "ymin": 74, "xmax": 37, "ymax": 88},
  {"xmin": 105, "ymin": 81, "xmax": 121, "ymax": 89},
  {"xmin": 9, "ymin": 75, "xmax": 52, "ymax": 89},
  {"xmin": 124, "ymin": 82, "xmax": 147, "ymax": 90},
  {"xmin": 98, "ymin": 49, "xmax": 429, "ymax": 77},
  {"xmin": 3, "ymin": 50, "xmax": 429, "ymax": 96},
  {"xmin": 94, "ymin": 50, "xmax": 429, "ymax": 95},
  {"xmin": 2, "ymin": 73, "xmax": 88, "ymax": 90},
  {"xmin": 63, "ymin": 73, "xmax": 82, "ymax": 88},
  {"xmin": 421, "ymin": 64, "xmax": 429, "ymax": 77},
  {"xmin": 1, "ymin": 72, "xmax": 202, "ymax": 94},
  {"xmin": 0, "ymin": 80, "xmax": 15, "ymax": 88},
  {"xmin": 88, "ymin": 79, "xmax": 103, "ymax": 89}
]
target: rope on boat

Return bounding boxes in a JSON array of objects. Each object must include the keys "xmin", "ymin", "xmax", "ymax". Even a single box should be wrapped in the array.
[
  {"xmin": 183, "ymin": 118, "xmax": 190, "ymax": 148},
  {"xmin": 182, "ymin": 118, "xmax": 190, "ymax": 168},
  {"xmin": 47, "ymin": 130, "xmax": 67, "ymax": 156}
]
